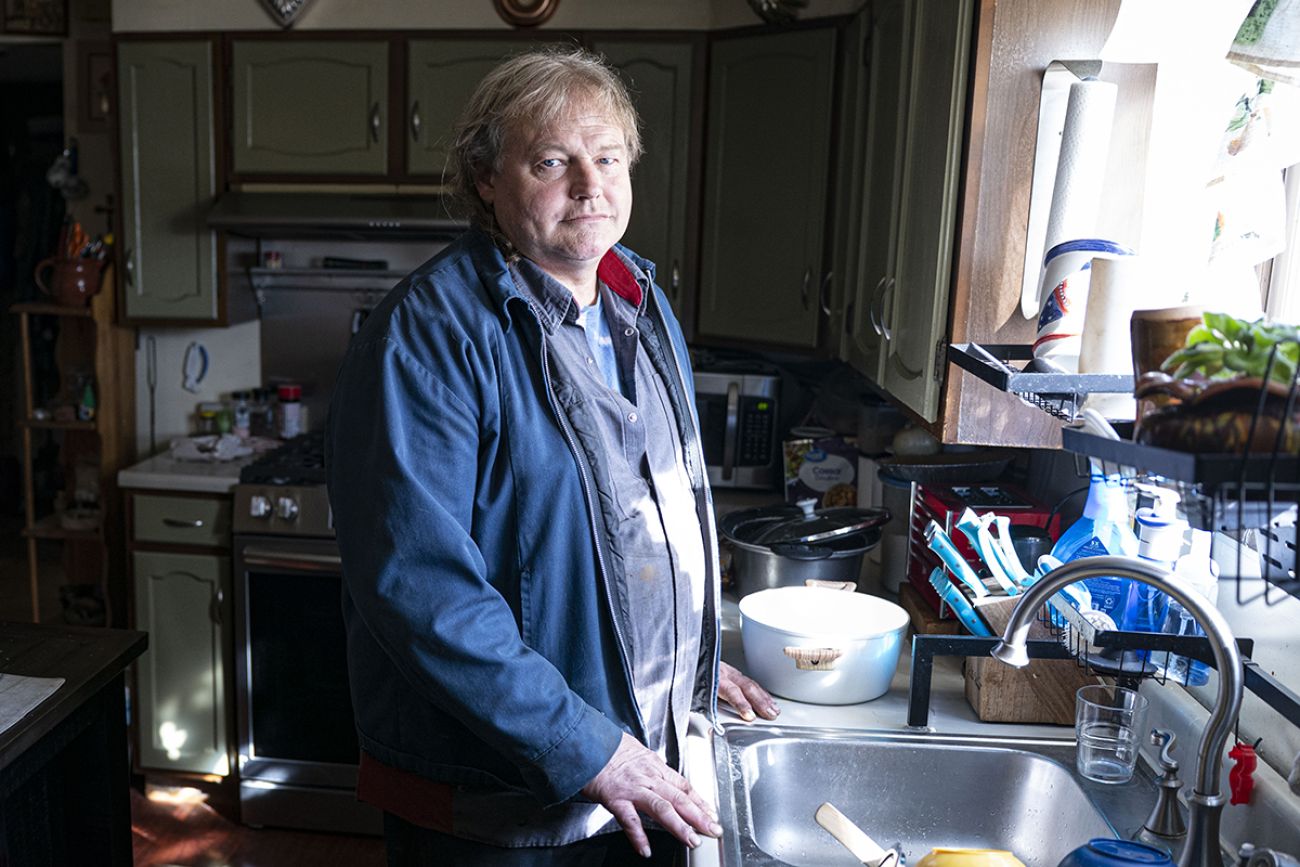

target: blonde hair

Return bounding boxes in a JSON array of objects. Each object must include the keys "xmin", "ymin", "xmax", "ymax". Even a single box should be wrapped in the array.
[{"xmin": 449, "ymin": 46, "xmax": 642, "ymax": 233}]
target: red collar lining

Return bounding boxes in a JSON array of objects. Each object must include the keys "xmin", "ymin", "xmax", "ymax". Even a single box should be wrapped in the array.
[{"xmin": 597, "ymin": 250, "xmax": 643, "ymax": 307}]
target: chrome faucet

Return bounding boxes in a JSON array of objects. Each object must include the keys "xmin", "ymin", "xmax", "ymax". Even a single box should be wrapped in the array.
[{"xmin": 990, "ymin": 556, "xmax": 1243, "ymax": 867}]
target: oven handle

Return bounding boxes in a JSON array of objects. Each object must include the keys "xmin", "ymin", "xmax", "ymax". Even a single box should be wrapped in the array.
[{"xmin": 242, "ymin": 547, "xmax": 343, "ymax": 573}]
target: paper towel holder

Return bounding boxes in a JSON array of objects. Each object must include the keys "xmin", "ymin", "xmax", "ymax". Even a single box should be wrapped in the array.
[{"xmin": 1019, "ymin": 59, "xmax": 1105, "ymax": 320}]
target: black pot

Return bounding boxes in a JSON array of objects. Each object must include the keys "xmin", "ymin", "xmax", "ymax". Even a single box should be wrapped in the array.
[{"xmin": 720, "ymin": 501, "xmax": 888, "ymax": 597}]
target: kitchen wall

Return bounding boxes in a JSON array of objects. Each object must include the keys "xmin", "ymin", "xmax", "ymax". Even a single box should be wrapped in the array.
[
  {"xmin": 112, "ymin": 0, "xmax": 866, "ymax": 33},
  {"xmin": 133, "ymin": 323, "xmax": 261, "ymax": 456}
]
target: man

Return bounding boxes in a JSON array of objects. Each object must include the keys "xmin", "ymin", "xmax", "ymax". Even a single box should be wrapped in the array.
[{"xmin": 327, "ymin": 47, "xmax": 778, "ymax": 866}]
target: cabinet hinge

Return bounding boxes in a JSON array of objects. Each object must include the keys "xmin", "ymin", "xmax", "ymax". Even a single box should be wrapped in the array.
[{"xmin": 934, "ymin": 340, "xmax": 948, "ymax": 382}]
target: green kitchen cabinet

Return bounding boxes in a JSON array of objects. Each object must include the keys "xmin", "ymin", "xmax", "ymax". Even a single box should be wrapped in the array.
[
  {"xmin": 132, "ymin": 549, "xmax": 231, "ymax": 776},
  {"xmin": 231, "ymin": 40, "xmax": 389, "ymax": 176},
  {"xmin": 841, "ymin": 0, "xmax": 909, "ymax": 381},
  {"xmin": 117, "ymin": 41, "xmax": 219, "ymax": 321},
  {"xmin": 839, "ymin": 0, "xmax": 974, "ymax": 422},
  {"xmin": 878, "ymin": 0, "xmax": 974, "ymax": 422},
  {"xmin": 406, "ymin": 39, "xmax": 520, "ymax": 177},
  {"xmin": 591, "ymin": 38, "xmax": 698, "ymax": 333},
  {"xmin": 696, "ymin": 27, "xmax": 836, "ymax": 349}
]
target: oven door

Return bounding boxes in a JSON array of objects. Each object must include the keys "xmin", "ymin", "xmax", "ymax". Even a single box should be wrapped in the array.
[{"xmin": 232, "ymin": 536, "xmax": 358, "ymax": 791}]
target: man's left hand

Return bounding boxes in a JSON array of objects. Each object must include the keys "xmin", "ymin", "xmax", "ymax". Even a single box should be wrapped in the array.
[{"xmin": 717, "ymin": 661, "xmax": 779, "ymax": 722}]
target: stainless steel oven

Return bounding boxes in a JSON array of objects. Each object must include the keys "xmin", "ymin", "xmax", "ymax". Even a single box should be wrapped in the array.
[{"xmin": 232, "ymin": 437, "xmax": 380, "ymax": 835}]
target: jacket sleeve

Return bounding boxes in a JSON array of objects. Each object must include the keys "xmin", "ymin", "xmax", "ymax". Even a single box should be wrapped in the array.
[{"xmin": 327, "ymin": 334, "xmax": 624, "ymax": 806}]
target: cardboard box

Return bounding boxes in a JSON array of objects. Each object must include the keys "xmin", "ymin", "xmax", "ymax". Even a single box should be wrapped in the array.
[{"xmin": 783, "ymin": 433, "xmax": 859, "ymax": 508}]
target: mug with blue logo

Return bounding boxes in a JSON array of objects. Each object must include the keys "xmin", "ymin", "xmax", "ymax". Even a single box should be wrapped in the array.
[{"xmin": 1034, "ymin": 239, "xmax": 1134, "ymax": 371}]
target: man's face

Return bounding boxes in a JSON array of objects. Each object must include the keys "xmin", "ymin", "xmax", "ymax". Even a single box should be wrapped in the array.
[{"xmin": 476, "ymin": 107, "xmax": 632, "ymax": 290}]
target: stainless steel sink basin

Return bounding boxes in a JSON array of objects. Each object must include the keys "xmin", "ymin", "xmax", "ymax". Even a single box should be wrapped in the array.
[{"xmin": 712, "ymin": 725, "xmax": 1156, "ymax": 867}]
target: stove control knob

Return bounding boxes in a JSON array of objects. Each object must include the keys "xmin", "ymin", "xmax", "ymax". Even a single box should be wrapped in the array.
[
  {"xmin": 275, "ymin": 496, "xmax": 300, "ymax": 521},
  {"xmin": 249, "ymin": 495, "xmax": 272, "ymax": 519}
]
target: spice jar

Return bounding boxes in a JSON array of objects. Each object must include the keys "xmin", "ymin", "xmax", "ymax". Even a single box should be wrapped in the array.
[{"xmin": 277, "ymin": 384, "xmax": 303, "ymax": 439}]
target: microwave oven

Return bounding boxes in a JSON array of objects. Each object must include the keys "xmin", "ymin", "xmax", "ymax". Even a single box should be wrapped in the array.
[{"xmin": 692, "ymin": 371, "xmax": 780, "ymax": 489}]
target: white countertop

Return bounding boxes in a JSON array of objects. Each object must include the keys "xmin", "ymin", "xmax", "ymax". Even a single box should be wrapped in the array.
[{"xmin": 117, "ymin": 451, "xmax": 256, "ymax": 495}]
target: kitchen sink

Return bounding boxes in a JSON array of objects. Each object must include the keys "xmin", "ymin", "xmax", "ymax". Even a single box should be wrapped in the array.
[{"xmin": 711, "ymin": 724, "xmax": 1156, "ymax": 867}]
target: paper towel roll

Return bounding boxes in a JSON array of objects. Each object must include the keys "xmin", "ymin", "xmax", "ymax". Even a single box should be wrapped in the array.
[
  {"xmin": 1044, "ymin": 81, "xmax": 1119, "ymax": 256},
  {"xmin": 1079, "ymin": 255, "xmax": 1143, "ymax": 420}
]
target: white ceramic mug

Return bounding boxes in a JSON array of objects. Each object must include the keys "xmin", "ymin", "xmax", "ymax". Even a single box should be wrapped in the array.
[{"xmin": 1034, "ymin": 239, "xmax": 1134, "ymax": 371}]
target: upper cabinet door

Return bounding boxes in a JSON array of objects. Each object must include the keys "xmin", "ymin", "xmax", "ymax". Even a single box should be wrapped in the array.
[
  {"xmin": 591, "ymin": 39, "xmax": 697, "ymax": 328},
  {"xmin": 117, "ymin": 41, "xmax": 218, "ymax": 321},
  {"xmin": 697, "ymin": 27, "xmax": 835, "ymax": 349},
  {"xmin": 231, "ymin": 40, "xmax": 389, "ymax": 176},
  {"xmin": 881, "ymin": 0, "xmax": 974, "ymax": 421},
  {"xmin": 842, "ymin": 0, "xmax": 910, "ymax": 381},
  {"xmin": 406, "ymin": 40, "xmax": 519, "ymax": 178}
]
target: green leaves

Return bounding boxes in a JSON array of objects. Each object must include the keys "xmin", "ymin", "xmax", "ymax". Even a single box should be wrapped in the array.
[{"xmin": 1161, "ymin": 313, "xmax": 1300, "ymax": 384}]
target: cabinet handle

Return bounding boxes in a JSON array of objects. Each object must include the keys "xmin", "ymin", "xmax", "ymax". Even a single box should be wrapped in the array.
[
  {"xmin": 163, "ymin": 517, "xmax": 205, "ymax": 529},
  {"xmin": 868, "ymin": 276, "xmax": 886, "ymax": 336},
  {"xmin": 370, "ymin": 102, "xmax": 382, "ymax": 143},
  {"xmin": 880, "ymin": 277, "xmax": 896, "ymax": 342},
  {"xmin": 409, "ymin": 100, "xmax": 422, "ymax": 142},
  {"xmin": 670, "ymin": 259, "xmax": 681, "ymax": 303},
  {"xmin": 819, "ymin": 270, "xmax": 834, "ymax": 316},
  {"xmin": 801, "ymin": 267, "xmax": 812, "ymax": 310},
  {"xmin": 210, "ymin": 587, "xmax": 223, "ymax": 626},
  {"xmin": 124, "ymin": 251, "xmax": 134, "ymax": 288}
]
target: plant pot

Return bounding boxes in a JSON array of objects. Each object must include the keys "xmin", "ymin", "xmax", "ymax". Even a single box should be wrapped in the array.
[{"xmin": 1134, "ymin": 373, "xmax": 1300, "ymax": 453}]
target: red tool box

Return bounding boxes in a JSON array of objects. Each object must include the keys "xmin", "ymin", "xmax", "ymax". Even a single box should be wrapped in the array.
[{"xmin": 906, "ymin": 482, "xmax": 1061, "ymax": 617}]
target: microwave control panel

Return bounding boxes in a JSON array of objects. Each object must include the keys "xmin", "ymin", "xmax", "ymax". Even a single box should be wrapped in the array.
[{"xmin": 738, "ymin": 397, "xmax": 775, "ymax": 464}]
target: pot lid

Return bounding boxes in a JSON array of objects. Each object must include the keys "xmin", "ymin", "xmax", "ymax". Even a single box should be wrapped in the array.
[{"xmin": 725, "ymin": 499, "xmax": 890, "ymax": 547}]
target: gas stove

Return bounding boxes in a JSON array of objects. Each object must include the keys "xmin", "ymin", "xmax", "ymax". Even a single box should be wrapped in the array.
[{"xmin": 234, "ymin": 431, "xmax": 333, "ymax": 538}]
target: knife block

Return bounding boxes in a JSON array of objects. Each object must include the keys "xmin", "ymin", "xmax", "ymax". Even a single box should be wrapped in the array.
[{"xmin": 963, "ymin": 594, "xmax": 1101, "ymax": 726}]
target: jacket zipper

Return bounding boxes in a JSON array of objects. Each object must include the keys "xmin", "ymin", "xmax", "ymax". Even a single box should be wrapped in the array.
[
  {"xmin": 534, "ymin": 328, "xmax": 648, "ymax": 739},
  {"xmin": 646, "ymin": 293, "xmax": 722, "ymax": 730}
]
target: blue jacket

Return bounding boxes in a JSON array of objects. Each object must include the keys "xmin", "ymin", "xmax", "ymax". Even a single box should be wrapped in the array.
[{"xmin": 326, "ymin": 229, "xmax": 720, "ymax": 807}]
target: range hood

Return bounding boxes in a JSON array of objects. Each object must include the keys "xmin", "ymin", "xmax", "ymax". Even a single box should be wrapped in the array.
[{"xmin": 206, "ymin": 191, "xmax": 468, "ymax": 240}]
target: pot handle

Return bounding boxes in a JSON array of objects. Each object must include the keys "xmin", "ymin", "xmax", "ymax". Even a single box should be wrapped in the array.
[
  {"xmin": 804, "ymin": 579, "xmax": 857, "ymax": 592},
  {"xmin": 783, "ymin": 646, "xmax": 844, "ymax": 671},
  {"xmin": 768, "ymin": 542, "xmax": 832, "ymax": 560}
]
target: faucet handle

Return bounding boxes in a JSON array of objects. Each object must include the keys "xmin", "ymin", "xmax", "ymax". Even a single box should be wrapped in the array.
[{"xmin": 1150, "ymin": 729, "xmax": 1179, "ymax": 775}]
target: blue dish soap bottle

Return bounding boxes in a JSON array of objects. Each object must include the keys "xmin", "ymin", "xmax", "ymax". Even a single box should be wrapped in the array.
[{"xmin": 1050, "ymin": 463, "xmax": 1139, "ymax": 622}]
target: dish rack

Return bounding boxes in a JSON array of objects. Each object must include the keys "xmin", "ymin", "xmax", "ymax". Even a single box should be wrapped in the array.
[
  {"xmin": 947, "ymin": 343, "xmax": 1132, "ymax": 421},
  {"xmin": 1062, "ymin": 427, "xmax": 1300, "ymax": 607}
]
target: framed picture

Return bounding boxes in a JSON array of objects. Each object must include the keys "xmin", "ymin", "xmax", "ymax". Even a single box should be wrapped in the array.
[
  {"xmin": 77, "ymin": 43, "xmax": 113, "ymax": 132},
  {"xmin": 2, "ymin": 0, "xmax": 67, "ymax": 35}
]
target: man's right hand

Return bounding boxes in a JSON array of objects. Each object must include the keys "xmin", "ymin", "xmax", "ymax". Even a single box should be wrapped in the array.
[{"xmin": 581, "ymin": 732, "xmax": 723, "ymax": 858}]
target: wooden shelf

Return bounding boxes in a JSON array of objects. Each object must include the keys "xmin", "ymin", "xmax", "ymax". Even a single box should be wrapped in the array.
[
  {"xmin": 21, "ymin": 418, "xmax": 98, "ymax": 432},
  {"xmin": 23, "ymin": 513, "xmax": 104, "ymax": 542},
  {"xmin": 9, "ymin": 301, "xmax": 95, "ymax": 318}
]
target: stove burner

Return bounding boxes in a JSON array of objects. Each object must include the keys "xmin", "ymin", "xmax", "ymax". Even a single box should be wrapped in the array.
[{"xmin": 240, "ymin": 430, "xmax": 327, "ymax": 486}]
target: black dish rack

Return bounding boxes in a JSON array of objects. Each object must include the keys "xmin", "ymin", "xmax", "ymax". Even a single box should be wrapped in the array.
[
  {"xmin": 1062, "ymin": 427, "xmax": 1300, "ymax": 607},
  {"xmin": 947, "ymin": 343, "xmax": 1132, "ymax": 421}
]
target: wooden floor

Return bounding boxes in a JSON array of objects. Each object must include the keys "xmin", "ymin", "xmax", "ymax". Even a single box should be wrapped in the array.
[{"xmin": 131, "ymin": 787, "xmax": 386, "ymax": 867}]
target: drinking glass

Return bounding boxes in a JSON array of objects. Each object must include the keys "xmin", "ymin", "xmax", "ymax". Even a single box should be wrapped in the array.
[{"xmin": 1075, "ymin": 684, "xmax": 1148, "ymax": 784}]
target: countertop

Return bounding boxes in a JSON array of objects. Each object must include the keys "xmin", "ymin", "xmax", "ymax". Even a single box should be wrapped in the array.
[{"xmin": 117, "ymin": 451, "xmax": 256, "ymax": 494}]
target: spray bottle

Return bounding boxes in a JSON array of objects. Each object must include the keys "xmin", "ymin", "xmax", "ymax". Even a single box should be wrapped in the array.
[
  {"xmin": 1050, "ymin": 462, "xmax": 1139, "ymax": 622},
  {"xmin": 1123, "ymin": 485, "xmax": 1186, "ymax": 665},
  {"xmin": 1162, "ymin": 528, "xmax": 1220, "ymax": 685}
]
